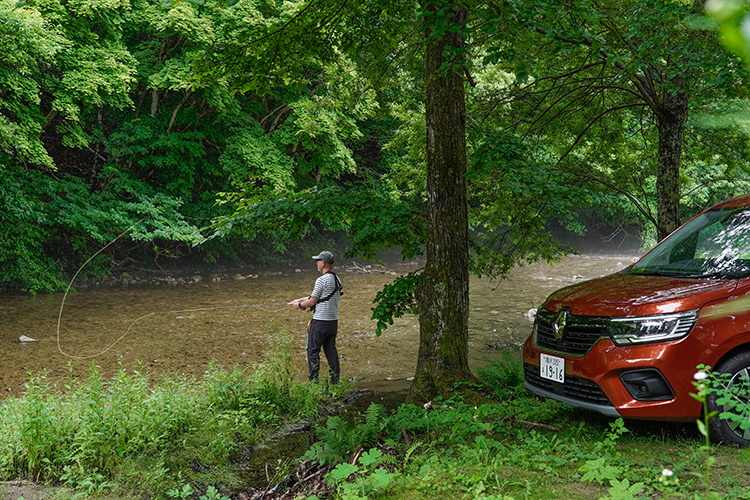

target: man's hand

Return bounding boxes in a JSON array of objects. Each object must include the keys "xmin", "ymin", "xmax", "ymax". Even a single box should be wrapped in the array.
[{"xmin": 288, "ymin": 299, "xmax": 305, "ymax": 310}]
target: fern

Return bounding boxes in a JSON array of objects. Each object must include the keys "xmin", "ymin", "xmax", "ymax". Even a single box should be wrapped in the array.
[
  {"xmin": 304, "ymin": 404, "xmax": 391, "ymax": 465},
  {"xmin": 358, "ymin": 404, "xmax": 388, "ymax": 447},
  {"xmin": 402, "ymin": 440, "xmax": 423, "ymax": 471},
  {"xmin": 364, "ymin": 404, "xmax": 387, "ymax": 427},
  {"xmin": 477, "ymin": 350, "xmax": 524, "ymax": 395}
]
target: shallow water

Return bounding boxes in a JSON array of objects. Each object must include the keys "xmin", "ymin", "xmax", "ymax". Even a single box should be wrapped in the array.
[{"xmin": 0, "ymin": 254, "xmax": 637, "ymax": 397}]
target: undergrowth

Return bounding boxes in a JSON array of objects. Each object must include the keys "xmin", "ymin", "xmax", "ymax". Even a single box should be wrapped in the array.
[
  {"xmin": 0, "ymin": 329, "xmax": 344, "ymax": 499},
  {"xmin": 4, "ymin": 348, "xmax": 750, "ymax": 500},
  {"xmin": 301, "ymin": 354, "xmax": 750, "ymax": 500}
]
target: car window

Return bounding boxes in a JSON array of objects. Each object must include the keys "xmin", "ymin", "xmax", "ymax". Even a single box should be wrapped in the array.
[
  {"xmin": 695, "ymin": 221, "xmax": 724, "ymax": 258},
  {"xmin": 630, "ymin": 208, "xmax": 750, "ymax": 278}
]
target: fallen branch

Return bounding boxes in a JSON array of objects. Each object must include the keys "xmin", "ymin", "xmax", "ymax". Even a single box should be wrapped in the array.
[
  {"xmin": 349, "ymin": 260, "xmax": 372, "ymax": 273},
  {"xmin": 299, "ymin": 465, "xmax": 327, "ymax": 484},
  {"xmin": 502, "ymin": 416, "xmax": 560, "ymax": 432}
]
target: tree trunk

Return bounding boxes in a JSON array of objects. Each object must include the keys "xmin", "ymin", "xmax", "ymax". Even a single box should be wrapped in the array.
[
  {"xmin": 408, "ymin": 1, "xmax": 476, "ymax": 404},
  {"xmin": 653, "ymin": 0, "xmax": 705, "ymax": 241},
  {"xmin": 655, "ymin": 87, "xmax": 688, "ymax": 241}
]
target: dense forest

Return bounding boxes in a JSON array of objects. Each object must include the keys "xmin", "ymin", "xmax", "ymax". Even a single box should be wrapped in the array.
[
  {"xmin": 2, "ymin": 0, "xmax": 750, "ymax": 296},
  {"xmin": 6, "ymin": 3, "xmax": 750, "ymax": 498}
]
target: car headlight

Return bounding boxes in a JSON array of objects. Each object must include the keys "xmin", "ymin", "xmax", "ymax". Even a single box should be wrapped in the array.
[{"xmin": 609, "ymin": 310, "xmax": 699, "ymax": 346}]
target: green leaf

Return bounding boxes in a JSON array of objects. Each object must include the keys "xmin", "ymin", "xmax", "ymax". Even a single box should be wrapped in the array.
[
  {"xmin": 607, "ymin": 478, "xmax": 646, "ymax": 500},
  {"xmin": 369, "ymin": 467, "xmax": 397, "ymax": 489},
  {"xmin": 330, "ymin": 463, "xmax": 359, "ymax": 481},
  {"xmin": 697, "ymin": 418, "xmax": 708, "ymax": 437},
  {"xmin": 359, "ymin": 448, "xmax": 382, "ymax": 466}
]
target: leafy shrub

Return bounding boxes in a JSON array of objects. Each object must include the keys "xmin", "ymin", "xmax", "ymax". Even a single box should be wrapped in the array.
[
  {"xmin": 0, "ymin": 338, "xmax": 336, "ymax": 497},
  {"xmin": 0, "ymin": 166, "xmax": 200, "ymax": 293},
  {"xmin": 476, "ymin": 350, "xmax": 525, "ymax": 397}
]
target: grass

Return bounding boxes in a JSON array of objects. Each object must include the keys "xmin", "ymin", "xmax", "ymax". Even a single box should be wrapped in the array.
[
  {"xmin": 301, "ymin": 356, "xmax": 750, "ymax": 500},
  {"xmin": 0, "ymin": 329, "xmax": 346, "ymax": 499},
  {"xmin": 2, "ymin": 347, "xmax": 750, "ymax": 499}
]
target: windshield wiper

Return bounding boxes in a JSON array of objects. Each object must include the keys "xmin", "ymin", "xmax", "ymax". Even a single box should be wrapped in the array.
[
  {"xmin": 681, "ymin": 272, "xmax": 730, "ymax": 279},
  {"xmin": 682, "ymin": 270, "xmax": 750, "ymax": 279},
  {"xmin": 629, "ymin": 269, "xmax": 690, "ymax": 277}
]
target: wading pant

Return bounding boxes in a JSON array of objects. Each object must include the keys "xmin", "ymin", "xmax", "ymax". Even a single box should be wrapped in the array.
[{"xmin": 307, "ymin": 319, "xmax": 340, "ymax": 384}]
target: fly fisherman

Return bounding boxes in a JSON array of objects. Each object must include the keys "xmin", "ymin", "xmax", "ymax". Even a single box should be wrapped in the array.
[{"xmin": 288, "ymin": 251, "xmax": 343, "ymax": 384}]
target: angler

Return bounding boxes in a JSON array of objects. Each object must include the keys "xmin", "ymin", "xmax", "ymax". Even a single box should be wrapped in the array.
[{"xmin": 289, "ymin": 251, "xmax": 343, "ymax": 384}]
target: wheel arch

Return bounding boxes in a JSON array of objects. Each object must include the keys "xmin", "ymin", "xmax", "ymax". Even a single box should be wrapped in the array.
[{"xmin": 713, "ymin": 343, "xmax": 750, "ymax": 373}]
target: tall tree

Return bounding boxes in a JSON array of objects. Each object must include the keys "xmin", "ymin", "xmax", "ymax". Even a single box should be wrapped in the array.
[
  {"xmin": 411, "ymin": 0, "xmax": 476, "ymax": 400},
  {"xmin": 483, "ymin": 0, "xmax": 746, "ymax": 240},
  {"xmin": 201, "ymin": 0, "xmax": 484, "ymax": 401}
]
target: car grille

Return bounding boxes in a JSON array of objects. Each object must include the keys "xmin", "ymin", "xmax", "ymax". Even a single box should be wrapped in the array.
[
  {"xmin": 534, "ymin": 308, "xmax": 608, "ymax": 356},
  {"xmin": 524, "ymin": 363, "xmax": 613, "ymax": 407}
]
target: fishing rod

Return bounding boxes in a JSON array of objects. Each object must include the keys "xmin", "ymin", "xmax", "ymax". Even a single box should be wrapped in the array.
[
  {"xmin": 57, "ymin": 223, "xmax": 137, "ymax": 359},
  {"xmin": 55, "ymin": 221, "xmax": 293, "ymax": 359}
]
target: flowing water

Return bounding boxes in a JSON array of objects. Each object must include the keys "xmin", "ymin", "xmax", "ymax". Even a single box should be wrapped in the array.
[{"xmin": 0, "ymin": 254, "xmax": 638, "ymax": 399}]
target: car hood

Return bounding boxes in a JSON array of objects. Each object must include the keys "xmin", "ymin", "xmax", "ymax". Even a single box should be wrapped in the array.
[{"xmin": 543, "ymin": 272, "xmax": 739, "ymax": 317}]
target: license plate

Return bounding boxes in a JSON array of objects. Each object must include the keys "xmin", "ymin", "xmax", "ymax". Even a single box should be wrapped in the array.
[{"xmin": 540, "ymin": 354, "xmax": 565, "ymax": 383}]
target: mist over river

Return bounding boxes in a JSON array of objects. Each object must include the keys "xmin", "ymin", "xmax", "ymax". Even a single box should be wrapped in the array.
[{"xmin": 0, "ymin": 254, "xmax": 637, "ymax": 398}]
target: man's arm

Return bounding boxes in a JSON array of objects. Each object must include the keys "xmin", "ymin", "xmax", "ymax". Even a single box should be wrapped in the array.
[{"xmin": 288, "ymin": 296, "xmax": 319, "ymax": 310}]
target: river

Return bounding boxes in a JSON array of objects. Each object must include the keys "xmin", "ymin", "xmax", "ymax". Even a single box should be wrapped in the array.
[{"xmin": 0, "ymin": 254, "xmax": 637, "ymax": 399}]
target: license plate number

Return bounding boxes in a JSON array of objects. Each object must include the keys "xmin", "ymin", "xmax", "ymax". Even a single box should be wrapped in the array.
[{"xmin": 540, "ymin": 354, "xmax": 565, "ymax": 383}]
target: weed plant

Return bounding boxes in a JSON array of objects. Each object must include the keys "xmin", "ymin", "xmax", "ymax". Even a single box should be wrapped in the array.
[
  {"xmin": 0, "ymin": 329, "xmax": 343, "ymax": 499},
  {"xmin": 4, "ymin": 345, "xmax": 750, "ymax": 500},
  {"xmin": 304, "ymin": 353, "xmax": 750, "ymax": 500}
]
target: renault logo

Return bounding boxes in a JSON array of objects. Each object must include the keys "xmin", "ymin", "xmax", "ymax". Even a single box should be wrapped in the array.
[{"xmin": 552, "ymin": 307, "xmax": 571, "ymax": 340}]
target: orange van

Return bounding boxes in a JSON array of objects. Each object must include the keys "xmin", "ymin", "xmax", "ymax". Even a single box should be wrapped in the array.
[{"xmin": 523, "ymin": 193, "xmax": 750, "ymax": 446}]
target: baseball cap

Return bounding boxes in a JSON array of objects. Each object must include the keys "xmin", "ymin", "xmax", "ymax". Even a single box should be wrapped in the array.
[{"xmin": 312, "ymin": 251, "xmax": 334, "ymax": 263}]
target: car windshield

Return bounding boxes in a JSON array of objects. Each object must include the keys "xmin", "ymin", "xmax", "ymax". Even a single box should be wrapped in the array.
[{"xmin": 629, "ymin": 207, "xmax": 750, "ymax": 279}]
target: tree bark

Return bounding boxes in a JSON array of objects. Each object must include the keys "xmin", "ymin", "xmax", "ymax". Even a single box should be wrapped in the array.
[
  {"xmin": 408, "ymin": 0, "xmax": 476, "ymax": 404},
  {"xmin": 652, "ymin": 0, "xmax": 705, "ymax": 241},
  {"xmin": 654, "ymin": 85, "xmax": 689, "ymax": 241}
]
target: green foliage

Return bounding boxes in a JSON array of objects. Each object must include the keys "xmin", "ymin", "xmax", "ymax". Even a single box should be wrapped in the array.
[
  {"xmin": 60, "ymin": 467, "xmax": 116, "ymax": 500},
  {"xmin": 106, "ymin": 120, "xmax": 207, "ymax": 199},
  {"xmin": 219, "ymin": 123, "xmax": 296, "ymax": 190},
  {"xmin": 468, "ymin": 129, "xmax": 580, "ymax": 279},
  {"xmin": 326, "ymin": 447, "xmax": 401, "ymax": 500},
  {"xmin": 0, "ymin": 333, "xmax": 338, "ymax": 497},
  {"xmin": 296, "ymin": 364, "xmax": 750, "ymax": 499},
  {"xmin": 476, "ymin": 350, "xmax": 524, "ymax": 398},
  {"xmin": 0, "ymin": 0, "xmax": 400, "ymax": 291},
  {"xmin": 17, "ymin": 0, "xmax": 137, "ymax": 152},
  {"xmin": 706, "ymin": 0, "xmax": 750, "ymax": 65},
  {"xmin": 0, "ymin": 0, "xmax": 65, "ymax": 168},
  {"xmin": 602, "ymin": 478, "xmax": 646, "ymax": 500},
  {"xmin": 4, "ymin": 0, "xmax": 749, "ymax": 297},
  {"xmin": 370, "ymin": 272, "xmax": 420, "ymax": 336},
  {"xmin": 472, "ymin": 0, "xmax": 750, "ymax": 241},
  {"xmin": 210, "ymin": 182, "xmax": 425, "ymax": 260},
  {"xmin": 0, "ymin": 167, "xmax": 63, "ymax": 293},
  {"xmin": 0, "ymin": 165, "xmax": 200, "ymax": 292},
  {"xmin": 578, "ymin": 419, "xmax": 631, "ymax": 487},
  {"xmin": 5, "ymin": 361, "xmax": 750, "ymax": 498},
  {"xmin": 304, "ymin": 404, "xmax": 390, "ymax": 466},
  {"xmin": 709, "ymin": 370, "xmax": 750, "ymax": 436},
  {"xmin": 166, "ymin": 483, "xmax": 231, "ymax": 500}
]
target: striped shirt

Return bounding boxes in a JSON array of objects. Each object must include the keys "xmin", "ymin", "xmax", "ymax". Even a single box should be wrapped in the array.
[{"xmin": 311, "ymin": 272, "xmax": 341, "ymax": 321}]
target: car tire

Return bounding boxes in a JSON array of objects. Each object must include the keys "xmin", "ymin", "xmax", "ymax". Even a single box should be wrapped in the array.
[{"xmin": 707, "ymin": 351, "xmax": 750, "ymax": 447}]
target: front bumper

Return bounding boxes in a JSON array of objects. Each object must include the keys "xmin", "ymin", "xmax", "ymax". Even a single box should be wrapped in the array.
[
  {"xmin": 522, "ymin": 333, "xmax": 712, "ymax": 422},
  {"xmin": 523, "ymin": 363, "xmax": 620, "ymax": 417},
  {"xmin": 523, "ymin": 383, "xmax": 621, "ymax": 417}
]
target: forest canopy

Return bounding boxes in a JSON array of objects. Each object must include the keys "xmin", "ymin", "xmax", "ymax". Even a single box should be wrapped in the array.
[{"xmin": 1, "ymin": 0, "xmax": 750, "ymax": 293}]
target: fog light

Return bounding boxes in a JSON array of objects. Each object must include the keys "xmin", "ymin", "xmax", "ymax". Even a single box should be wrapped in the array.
[{"xmin": 620, "ymin": 369, "xmax": 674, "ymax": 401}]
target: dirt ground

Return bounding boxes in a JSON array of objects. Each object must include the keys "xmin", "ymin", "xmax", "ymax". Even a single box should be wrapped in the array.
[{"xmin": 0, "ymin": 481, "xmax": 60, "ymax": 500}]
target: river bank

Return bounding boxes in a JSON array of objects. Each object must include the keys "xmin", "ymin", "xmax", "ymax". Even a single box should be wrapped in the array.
[
  {"xmin": 3, "ymin": 359, "xmax": 749, "ymax": 500},
  {"xmin": 1, "ymin": 254, "xmax": 636, "ymax": 401}
]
